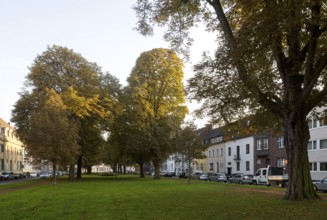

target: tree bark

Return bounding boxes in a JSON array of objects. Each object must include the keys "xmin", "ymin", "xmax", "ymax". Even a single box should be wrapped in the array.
[
  {"xmin": 138, "ymin": 162, "xmax": 145, "ymax": 178},
  {"xmin": 76, "ymin": 155, "xmax": 82, "ymax": 179},
  {"xmin": 52, "ymin": 162, "xmax": 57, "ymax": 185},
  {"xmin": 283, "ymin": 109, "xmax": 319, "ymax": 200},
  {"xmin": 69, "ymin": 164, "xmax": 75, "ymax": 180},
  {"xmin": 187, "ymin": 158, "xmax": 192, "ymax": 184},
  {"xmin": 86, "ymin": 165, "xmax": 92, "ymax": 174},
  {"xmin": 153, "ymin": 160, "xmax": 161, "ymax": 180}
]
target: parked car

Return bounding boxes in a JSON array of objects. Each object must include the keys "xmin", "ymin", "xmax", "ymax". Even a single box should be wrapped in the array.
[
  {"xmin": 208, "ymin": 173, "xmax": 228, "ymax": 182},
  {"xmin": 199, "ymin": 173, "xmax": 208, "ymax": 181},
  {"xmin": 192, "ymin": 172, "xmax": 204, "ymax": 180},
  {"xmin": 39, "ymin": 172, "xmax": 51, "ymax": 178},
  {"xmin": 2, "ymin": 171, "xmax": 14, "ymax": 180},
  {"xmin": 313, "ymin": 177, "xmax": 327, "ymax": 192},
  {"xmin": 227, "ymin": 173, "xmax": 245, "ymax": 184},
  {"xmin": 163, "ymin": 172, "xmax": 176, "ymax": 177},
  {"xmin": 0, "ymin": 174, "xmax": 5, "ymax": 181},
  {"xmin": 29, "ymin": 172, "xmax": 38, "ymax": 177},
  {"xmin": 242, "ymin": 175, "xmax": 254, "ymax": 185},
  {"xmin": 178, "ymin": 173, "xmax": 187, "ymax": 178},
  {"xmin": 13, "ymin": 173, "xmax": 26, "ymax": 179}
]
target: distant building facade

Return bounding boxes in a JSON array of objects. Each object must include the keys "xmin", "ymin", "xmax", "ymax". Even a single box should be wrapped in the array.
[{"xmin": 0, "ymin": 118, "xmax": 24, "ymax": 172}]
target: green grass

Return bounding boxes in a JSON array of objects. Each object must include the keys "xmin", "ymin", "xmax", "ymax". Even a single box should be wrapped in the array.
[{"xmin": 0, "ymin": 175, "xmax": 326, "ymax": 220}]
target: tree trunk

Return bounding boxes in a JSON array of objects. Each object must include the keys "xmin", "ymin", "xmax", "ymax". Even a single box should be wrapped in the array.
[
  {"xmin": 86, "ymin": 165, "xmax": 92, "ymax": 174},
  {"xmin": 153, "ymin": 160, "xmax": 160, "ymax": 180},
  {"xmin": 76, "ymin": 155, "xmax": 82, "ymax": 179},
  {"xmin": 52, "ymin": 162, "xmax": 57, "ymax": 185},
  {"xmin": 69, "ymin": 164, "xmax": 75, "ymax": 180},
  {"xmin": 112, "ymin": 163, "xmax": 117, "ymax": 173},
  {"xmin": 138, "ymin": 162, "xmax": 145, "ymax": 178},
  {"xmin": 283, "ymin": 110, "xmax": 319, "ymax": 200},
  {"xmin": 187, "ymin": 158, "xmax": 192, "ymax": 184}
]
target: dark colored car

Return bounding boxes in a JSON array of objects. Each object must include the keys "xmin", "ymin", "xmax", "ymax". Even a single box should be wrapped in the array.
[
  {"xmin": 164, "ymin": 172, "xmax": 176, "ymax": 177},
  {"xmin": 13, "ymin": 173, "xmax": 26, "ymax": 179},
  {"xmin": 313, "ymin": 177, "xmax": 327, "ymax": 192},
  {"xmin": 178, "ymin": 173, "xmax": 187, "ymax": 178}
]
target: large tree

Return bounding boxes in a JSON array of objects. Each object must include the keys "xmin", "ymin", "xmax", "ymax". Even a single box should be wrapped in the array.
[
  {"xmin": 13, "ymin": 89, "xmax": 79, "ymax": 183},
  {"xmin": 133, "ymin": 1, "xmax": 327, "ymax": 200},
  {"xmin": 12, "ymin": 45, "xmax": 107, "ymax": 179},
  {"xmin": 126, "ymin": 48, "xmax": 188, "ymax": 179}
]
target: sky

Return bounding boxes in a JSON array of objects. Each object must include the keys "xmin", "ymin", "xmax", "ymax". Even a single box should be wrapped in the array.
[{"xmin": 0, "ymin": 0, "xmax": 216, "ymax": 127}]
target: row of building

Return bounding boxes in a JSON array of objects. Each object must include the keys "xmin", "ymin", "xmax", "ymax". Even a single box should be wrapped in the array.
[
  {"xmin": 0, "ymin": 118, "xmax": 24, "ymax": 173},
  {"xmin": 1, "ymin": 107, "xmax": 326, "ymax": 181},
  {"xmin": 162, "ymin": 108, "xmax": 327, "ymax": 180}
]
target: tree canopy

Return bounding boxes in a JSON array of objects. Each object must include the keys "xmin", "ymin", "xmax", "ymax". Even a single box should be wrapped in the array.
[
  {"xmin": 133, "ymin": 0, "xmax": 327, "ymax": 200},
  {"xmin": 12, "ymin": 45, "xmax": 111, "ymax": 180},
  {"xmin": 126, "ymin": 48, "xmax": 188, "ymax": 179}
]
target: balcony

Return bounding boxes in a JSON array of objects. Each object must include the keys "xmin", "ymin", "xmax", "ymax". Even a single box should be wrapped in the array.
[
  {"xmin": 233, "ymin": 154, "xmax": 241, "ymax": 160},
  {"xmin": 256, "ymin": 150, "xmax": 269, "ymax": 157}
]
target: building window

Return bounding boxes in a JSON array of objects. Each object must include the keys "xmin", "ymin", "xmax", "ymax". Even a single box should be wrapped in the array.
[
  {"xmin": 321, "ymin": 162, "xmax": 327, "ymax": 171},
  {"xmin": 257, "ymin": 159, "xmax": 261, "ymax": 165},
  {"xmin": 246, "ymin": 161, "xmax": 250, "ymax": 171},
  {"xmin": 307, "ymin": 140, "xmax": 317, "ymax": 150},
  {"xmin": 277, "ymin": 157, "xmax": 287, "ymax": 168},
  {"xmin": 216, "ymin": 149, "xmax": 219, "ymax": 157},
  {"xmin": 263, "ymin": 138, "xmax": 269, "ymax": 149},
  {"xmin": 257, "ymin": 139, "xmax": 262, "ymax": 150},
  {"xmin": 236, "ymin": 162, "xmax": 240, "ymax": 171},
  {"xmin": 246, "ymin": 144, "xmax": 250, "ymax": 154},
  {"xmin": 209, "ymin": 163, "xmax": 214, "ymax": 171},
  {"xmin": 228, "ymin": 147, "xmax": 231, "ymax": 156},
  {"xmin": 277, "ymin": 137, "xmax": 284, "ymax": 148},
  {"xmin": 257, "ymin": 138, "xmax": 269, "ymax": 150},
  {"xmin": 320, "ymin": 139, "xmax": 327, "ymax": 149},
  {"xmin": 209, "ymin": 150, "xmax": 211, "ymax": 158},
  {"xmin": 221, "ymin": 148, "xmax": 223, "ymax": 157},
  {"xmin": 320, "ymin": 116, "xmax": 327, "ymax": 127},
  {"xmin": 308, "ymin": 118, "xmax": 318, "ymax": 129},
  {"xmin": 310, "ymin": 162, "xmax": 317, "ymax": 171}
]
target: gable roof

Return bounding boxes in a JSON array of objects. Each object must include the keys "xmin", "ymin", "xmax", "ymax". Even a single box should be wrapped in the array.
[{"xmin": 0, "ymin": 117, "xmax": 14, "ymax": 130}]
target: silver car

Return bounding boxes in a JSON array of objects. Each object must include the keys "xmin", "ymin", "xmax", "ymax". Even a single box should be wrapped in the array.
[
  {"xmin": 208, "ymin": 173, "xmax": 228, "ymax": 182},
  {"xmin": 313, "ymin": 177, "xmax": 327, "ymax": 192}
]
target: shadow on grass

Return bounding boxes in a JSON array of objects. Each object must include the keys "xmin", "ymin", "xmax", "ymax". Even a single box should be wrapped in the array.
[{"xmin": 56, "ymin": 174, "xmax": 151, "ymax": 183}]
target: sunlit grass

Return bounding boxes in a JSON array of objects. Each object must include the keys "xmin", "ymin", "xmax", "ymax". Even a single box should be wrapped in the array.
[{"xmin": 0, "ymin": 175, "xmax": 326, "ymax": 219}]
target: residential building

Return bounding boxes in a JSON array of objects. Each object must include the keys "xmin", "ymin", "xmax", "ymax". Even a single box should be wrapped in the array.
[
  {"xmin": 0, "ymin": 117, "xmax": 24, "ymax": 172},
  {"xmin": 254, "ymin": 133, "xmax": 287, "ymax": 173},
  {"xmin": 307, "ymin": 107, "xmax": 327, "ymax": 180},
  {"xmin": 225, "ymin": 136, "xmax": 254, "ymax": 175},
  {"xmin": 205, "ymin": 127, "xmax": 226, "ymax": 173}
]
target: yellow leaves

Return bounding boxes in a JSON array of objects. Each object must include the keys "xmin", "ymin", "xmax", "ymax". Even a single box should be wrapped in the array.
[
  {"xmin": 45, "ymin": 87, "xmax": 108, "ymax": 120},
  {"xmin": 45, "ymin": 88, "xmax": 66, "ymax": 111}
]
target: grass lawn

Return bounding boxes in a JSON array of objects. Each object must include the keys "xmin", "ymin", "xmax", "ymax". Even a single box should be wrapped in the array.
[{"xmin": 0, "ymin": 175, "xmax": 326, "ymax": 220}]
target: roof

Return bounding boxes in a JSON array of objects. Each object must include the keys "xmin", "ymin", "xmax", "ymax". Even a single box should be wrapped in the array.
[{"xmin": 0, "ymin": 117, "xmax": 14, "ymax": 130}]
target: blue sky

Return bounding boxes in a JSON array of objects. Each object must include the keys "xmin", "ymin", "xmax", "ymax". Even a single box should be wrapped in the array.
[{"xmin": 0, "ymin": 0, "xmax": 215, "ymax": 126}]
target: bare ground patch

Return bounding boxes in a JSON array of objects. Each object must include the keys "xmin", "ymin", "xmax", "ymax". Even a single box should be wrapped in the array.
[{"xmin": 0, "ymin": 180, "xmax": 51, "ymax": 195}]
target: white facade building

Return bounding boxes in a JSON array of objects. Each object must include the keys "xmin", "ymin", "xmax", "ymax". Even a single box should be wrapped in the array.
[
  {"xmin": 307, "ymin": 107, "xmax": 327, "ymax": 180},
  {"xmin": 225, "ymin": 136, "xmax": 254, "ymax": 175}
]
